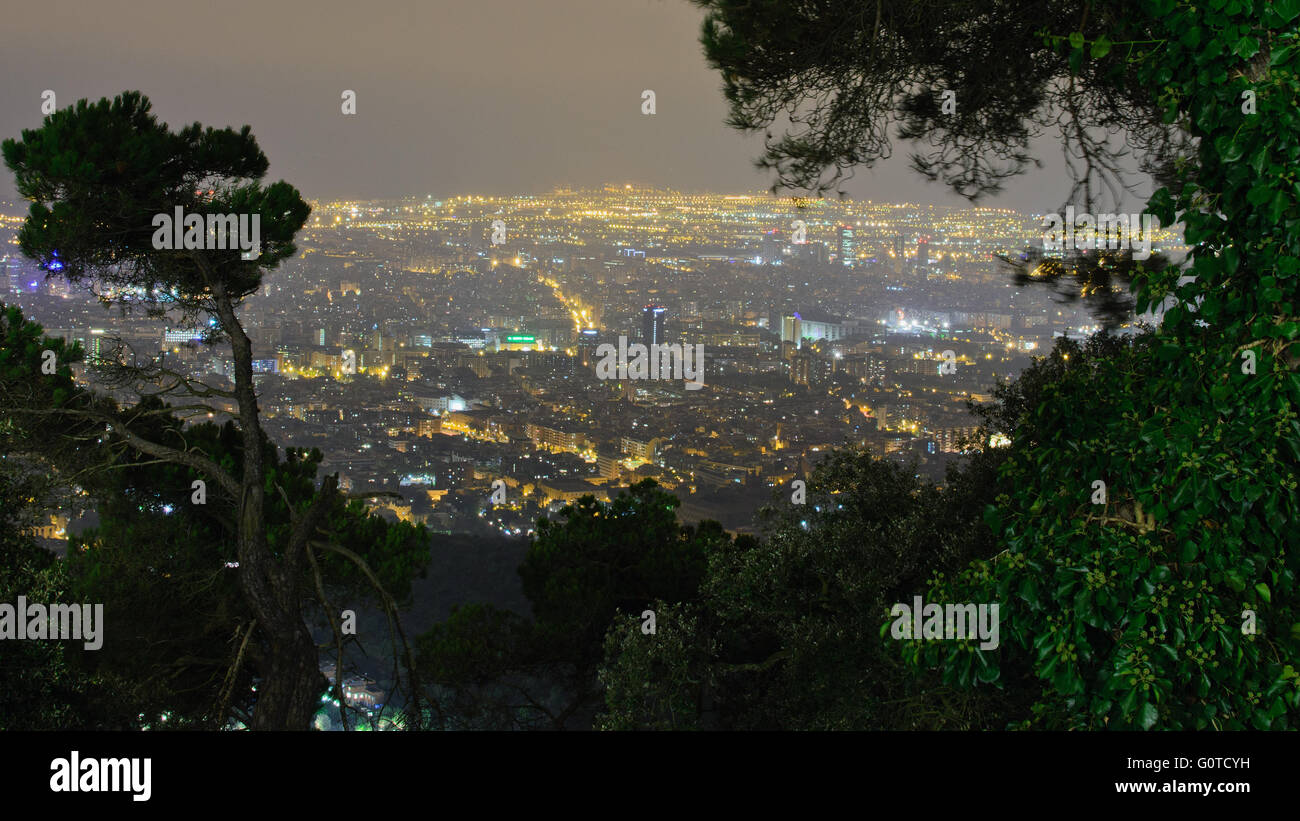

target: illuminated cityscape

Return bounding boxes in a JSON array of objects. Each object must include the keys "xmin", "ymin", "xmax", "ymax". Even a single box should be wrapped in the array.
[{"xmin": 3, "ymin": 187, "xmax": 1185, "ymax": 537}]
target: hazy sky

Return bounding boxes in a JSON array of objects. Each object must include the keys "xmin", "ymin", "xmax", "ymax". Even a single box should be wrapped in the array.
[{"xmin": 0, "ymin": 0, "xmax": 1150, "ymax": 211}]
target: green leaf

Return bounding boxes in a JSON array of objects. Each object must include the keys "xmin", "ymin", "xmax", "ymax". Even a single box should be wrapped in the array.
[
  {"xmin": 1172, "ymin": 476, "xmax": 1200, "ymax": 510},
  {"xmin": 1270, "ymin": 190, "xmax": 1288, "ymax": 226},
  {"xmin": 1273, "ymin": 0, "xmax": 1300, "ymax": 23},
  {"xmin": 1249, "ymin": 147, "xmax": 1269, "ymax": 176},
  {"xmin": 983, "ymin": 504, "xmax": 1002, "ymax": 534},
  {"xmin": 1068, "ymin": 32, "xmax": 1085, "ymax": 51},
  {"xmin": 1211, "ymin": 136, "xmax": 1242, "ymax": 163},
  {"xmin": 1019, "ymin": 575, "xmax": 1040, "ymax": 606},
  {"xmin": 1139, "ymin": 701, "xmax": 1159, "ymax": 729},
  {"xmin": 1247, "ymin": 182, "xmax": 1274, "ymax": 206},
  {"xmin": 1233, "ymin": 36, "xmax": 1260, "ymax": 60},
  {"xmin": 1091, "ymin": 36, "xmax": 1112, "ymax": 59},
  {"xmin": 975, "ymin": 660, "xmax": 1000, "ymax": 684},
  {"xmin": 1255, "ymin": 582, "xmax": 1271, "ymax": 604},
  {"xmin": 1120, "ymin": 688, "xmax": 1138, "ymax": 716}
]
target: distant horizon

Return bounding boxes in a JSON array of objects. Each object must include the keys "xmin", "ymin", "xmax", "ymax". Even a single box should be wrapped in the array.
[
  {"xmin": 0, "ymin": 0, "xmax": 1156, "ymax": 213},
  {"xmin": 0, "ymin": 188, "xmax": 1094, "ymax": 218}
]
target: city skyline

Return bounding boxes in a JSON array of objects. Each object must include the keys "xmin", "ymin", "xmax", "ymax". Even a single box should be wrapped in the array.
[{"xmin": 6, "ymin": 182, "xmax": 1182, "ymax": 554}]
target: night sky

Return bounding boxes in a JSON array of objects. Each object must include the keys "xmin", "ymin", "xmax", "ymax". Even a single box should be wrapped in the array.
[{"xmin": 0, "ymin": 0, "xmax": 1150, "ymax": 210}]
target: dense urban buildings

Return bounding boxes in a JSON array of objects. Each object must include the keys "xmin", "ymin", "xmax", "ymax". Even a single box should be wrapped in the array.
[{"xmin": 2, "ymin": 187, "xmax": 1185, "ymax": 539}]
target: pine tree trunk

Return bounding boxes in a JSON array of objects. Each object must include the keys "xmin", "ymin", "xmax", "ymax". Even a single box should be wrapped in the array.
[
  {"xmin": 247, "ymin": 611, "xmax": 325, "ymax": 730},
  {"xmin": 217, "ymin": 286, "xmax": 323, "ymax": 730}
]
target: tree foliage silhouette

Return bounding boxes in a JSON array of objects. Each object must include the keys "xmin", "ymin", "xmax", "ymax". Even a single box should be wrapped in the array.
[{"xmin": 2, "ymin": 92, "xmax": 426, "ymax": 730}]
